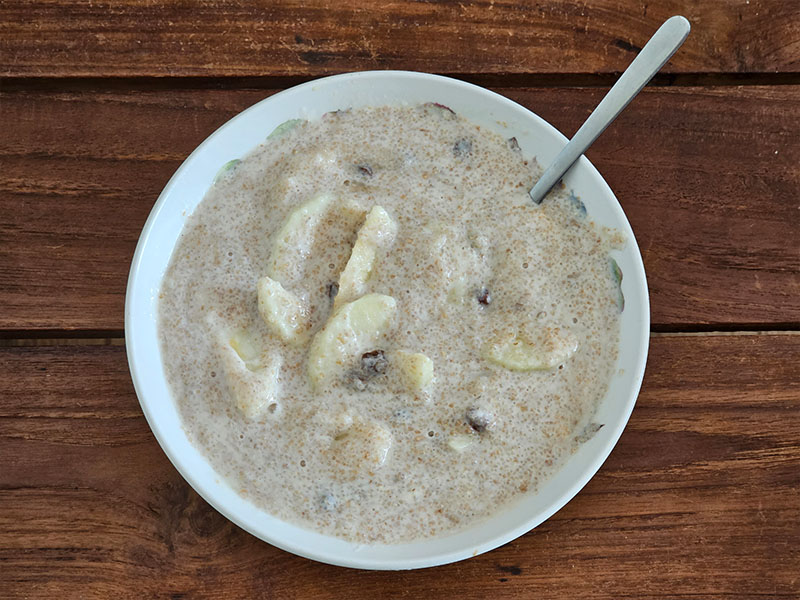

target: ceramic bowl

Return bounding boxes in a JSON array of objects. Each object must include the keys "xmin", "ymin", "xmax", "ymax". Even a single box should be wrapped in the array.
[{"xmin": 125, "ymin": 70, "xmax": 650, "ymax": 570}]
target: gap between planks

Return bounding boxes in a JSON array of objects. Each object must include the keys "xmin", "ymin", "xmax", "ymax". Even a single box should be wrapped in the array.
[
  {"xmin": 2, "ymin": 72, "xmax": 800, "ymax": 94},
  {"xmin": 2, "ymin": 331, "xmax": 799, "ymax": 348}
]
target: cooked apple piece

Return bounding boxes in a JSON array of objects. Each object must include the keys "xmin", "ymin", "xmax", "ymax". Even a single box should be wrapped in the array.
[
  {"xmin": 609, "ymin": 257, "xmax": 625, "ymax": 311},
  {"xmin": 328, "ymin": 419, "xmax": 393, "ymax": 480},
  {"xmin": 213, "ymin": 158, "xmax": 241, "ymax": 184},
  {"xmin": 447, "ymin": 434, "xmax": 475, "ymax": 453},
  {"xmin": 483, "ymin": 326, "xmax": 578, "ymax": 371},
  {"xmin": 395, "ymin": 350, "xmax": 434, "ymax": 390},
  {"xmin": 218, "ymin": 334, "xmax": 282, "ymax": 420},
  {"xmin": 334, "ymin": 205, "xmax": 397, "ymax": 309},
  {"xmin": 332, "ymin": 411, "xmax": 354, "ymax": 436},
  {"xmin": 267, "ymin": 118, "xmax": 305, "ymax": 140},
  {"xmin": 335, "ymin": 243, "xmax": 375, "ymax": 309},
  {"xmin": 267, "ymin": 192, "xmax": 334, "ymax": 281},
  {"xmin": 446, "ymin": 277, "xmax": 468, "ymax": 305},
  {"xmin": 357, "ymin": 205, "xmax": 398, "ymax": 246},
  {"xmin": 307, "ymin": 293, "xmax": 397, "ymax": 391},
  {"xmin": 228, "ymin": 328, "xmax": 262, "ymax": 371},
  {"xmin": 256, "ymin": 276, "xmax": 309, "ymax": 345},
  {"xmin": 415, "ymin": 221, "xmax": 487, "ymax": 304}
]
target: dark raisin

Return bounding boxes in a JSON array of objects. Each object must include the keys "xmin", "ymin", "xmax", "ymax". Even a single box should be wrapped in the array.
[
  {"xmin": 327, "ymin": 281, "xmax": 339, "ymax": 302},
  {"xmin": 575, "ymin": 422, "xmax": 604, "ymax": 444},
  {"xmin": 356, "ymin": 163, "xmax": 373, "ymax": 177},
  {"xmin": 453, "ymin": 138, "xmax": 473, "ymax": 158},
  {"xmin": 466, "ymin": 407, "xmax": 495, "ymax": 432},
  {"xmin": 323, "ymin": 108, "xmax": 350, "ymax": 119},
  {"xmin": 568, "ymin": 190, "xmax": 587, "ymax": 216},
  {"xmin": 423, "ymin": 102, "xmax": 456, "ymax": 116},
  {"xmin": 361, "ymin": 350, "xmax": 388, "ymax": 376},
  {"xmin": 476, "ymin": 288, "xmax": 492, "ymax": 305},
  {"xmin": 507, "ymin": 137, "xmax": 521, "ymax": 152}
]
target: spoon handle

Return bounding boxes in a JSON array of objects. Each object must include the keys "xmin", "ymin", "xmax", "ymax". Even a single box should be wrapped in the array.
[{"xmin": 529, "ymin": 15, "xmax": 691, "ymax": 205}]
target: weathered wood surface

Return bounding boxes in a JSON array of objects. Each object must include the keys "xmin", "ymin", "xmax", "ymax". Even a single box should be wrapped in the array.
[
  {"xmin": 1, "ymin": 335, "xmax": 798, "ymax": 598},
  {"xmin": 2, "ymin": 0, "xmax": 798, "ymax": 595},
  {"xmin": 1, "ymin": 1, "xmax": 799, "ymax": 78},
  {"xmin": 2, "ymin": 85, "xmax": 798, "ymax": 332}
]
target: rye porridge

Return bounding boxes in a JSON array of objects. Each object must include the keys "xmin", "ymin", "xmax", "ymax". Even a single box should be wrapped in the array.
[{"xmin": 158, "ymin": 104, "xmax": 624, "ymax": 543}]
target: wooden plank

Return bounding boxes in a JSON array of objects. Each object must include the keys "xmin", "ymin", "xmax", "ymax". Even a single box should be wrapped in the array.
[
  {"xmin": 2, "ymin": 85, "xmax": 798, "ymax": 331},
  {"xmin": 0, "ymin": 87, "xmax": 267, "ymax": 332},
  {"xmin": 506, "ymin": 86, "xmax": 800, "ymax": 329},
  {"xmin": 1, "ymin": 335, "xmax": 798, "ymax": 598},
  {"xmin": 1, "ymin": 1, "xmax": 799, "ymax": 78}
]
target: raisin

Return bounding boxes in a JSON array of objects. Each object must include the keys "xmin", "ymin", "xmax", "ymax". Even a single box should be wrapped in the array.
[
  {"xmin": 466, "ymin": 407, "xmax": 495, "ymax": 432},
  {"xmin": 575, "ymin": 422, "xmax": 604, "ymax": 444},
  {"xmin": 327, "ymin": 281, "xmax": 339, "ymax": 302},
  {"xmin": 345, "ymin": 350, "xmax": 388, "ymax": 390},
  {"xmin": 422, "ymin": 102, "xmax": 456, "ymax": 116},
  {"xmin": 507, "ymin": 137, "xmax": 521, "ymax": 152},
  {"xmin": 453, "ymin": 138, "xmax": 473, "ymax": 158},
  {"xmin": 322, "ymin": 108, "xmax": 350, "ymax": 119},
  {"xmin": 361, "ymin": 350, "xmax": 388, "ymax": 376},
  {"xmin": 356, "ymin": 163, "xmax": 373, "ymax": 177},
  {"xmin": 476, "ymin": 288, "xmax": 492, "ymax": 305}
]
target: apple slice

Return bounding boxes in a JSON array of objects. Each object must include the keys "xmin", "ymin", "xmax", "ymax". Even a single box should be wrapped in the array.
[
  {"xmin": 395, "ymin": 350, "xmax": 434, "ymax": 390},
  {"xmin": 328, "ymin": 419, "xmax": 393, "ymax": 480},
  {"xmin": 267, "ymin": 192, "xmax": 334, "ymax": 282},
  {"xmin": 307, "ymin": 293, "xmax": 397, "ymax": 391},
  {"xmin": 257, "ymin": 276, "xmax": 309, "ymax": 345},
  {"xmin": 334, "ymin": 205, "xmax": 397, "ymax": 309},
  {"xmin": 217, "ymin": 330, "xmax": 282, "ymax": 420},
  {"xmin": 483, "ymin": 326, "xmax": 578, "ymax": 371},
  {"xmin": 228, "ymin": 328, "xmax": 261, "ymax": 371}
]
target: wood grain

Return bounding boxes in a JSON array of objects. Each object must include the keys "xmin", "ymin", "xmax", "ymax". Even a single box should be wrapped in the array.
[
  {"xmin": 1, "ymin": 1, "xmax": 799, "ymax": 78},
  {"xmin": 1, "ymin": 85, "xmax": 798, "ymax": 331},
  {"xmin": 1, "ymin": 334, "xmax": 798, "ymax": 598}
]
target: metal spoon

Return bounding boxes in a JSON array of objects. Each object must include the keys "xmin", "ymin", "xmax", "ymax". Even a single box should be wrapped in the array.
[{"xmin": 529, "ymin": 16, "xmax": 691, "ymax": 205}]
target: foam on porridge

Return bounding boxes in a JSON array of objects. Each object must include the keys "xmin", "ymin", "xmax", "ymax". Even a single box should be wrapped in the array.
[{"xmin": 158, "ymin": 104, "xmax": 624, "ymax": 543}]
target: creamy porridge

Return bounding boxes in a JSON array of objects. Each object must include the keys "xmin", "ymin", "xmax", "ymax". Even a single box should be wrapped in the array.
[{"xmin": 158, "ymin": 104, "xmax": 624, "ymax": 543}]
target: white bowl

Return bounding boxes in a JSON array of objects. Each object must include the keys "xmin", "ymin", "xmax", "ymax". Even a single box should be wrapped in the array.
[{"xmin": 125, "ymin": 71, "xmax": 650, "ymax": 570}]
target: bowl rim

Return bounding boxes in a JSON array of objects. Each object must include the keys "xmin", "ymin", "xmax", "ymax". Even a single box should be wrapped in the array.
[{"xmin": 125, "ymin": 69, "xmax": 650, "ymax": 570}]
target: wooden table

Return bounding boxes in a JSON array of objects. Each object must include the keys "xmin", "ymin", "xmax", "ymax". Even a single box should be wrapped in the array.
[{"xmin": 2, "ymin": 2, "xmax": 798, "ymax": 597}]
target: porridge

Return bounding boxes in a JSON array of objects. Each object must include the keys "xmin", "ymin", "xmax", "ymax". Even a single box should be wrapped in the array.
[{"xmin": 158, "ymin": 104, "xmax": 624, "ymax": 543}]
